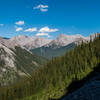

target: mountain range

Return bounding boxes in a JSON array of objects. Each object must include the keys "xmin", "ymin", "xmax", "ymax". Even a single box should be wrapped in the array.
[
  {"xmin": 0, "ymin": 33, "xmax": 90, "ymax": 50},
  {"xmin": 0, "ymin": 33, "xmax": 99, "ymax": 100},
  {"xmin": 0, "ymin": 33, "xmax": 97, "ymax": 85},
  {"xmin": 31, "ymin": 34, "xmax": 90, "ymax": 59}
]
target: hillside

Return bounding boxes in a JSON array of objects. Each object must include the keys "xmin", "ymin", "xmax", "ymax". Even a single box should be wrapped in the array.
[
  {"xmin": 30, "ymin": 42, "xmax": 76, "ymax": 59},
  {"xmin": 0, "ymin": 45, "xmax": 47, "ymax": 86},
  {"xmin": 0, "ymin": 34, "xmax": 99, "ymax": 100},
  {"xmin": 60, "ymin": 63, "xmax": 100, "ymax": 100}
]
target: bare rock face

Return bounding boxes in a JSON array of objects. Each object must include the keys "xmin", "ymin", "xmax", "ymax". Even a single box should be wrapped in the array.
[
  {"xmin": 0, "ymin": 43, "xmax": 17, "ymax": 85},
  {"xmin": 0, "ymin": 42, "xmax": 47, "ymax": 86},
  {"xmin": 45, "ymin": 34, "xmax": 90, "ymax": 48},
  {"xmin": 0, "ymin": 33, "xmax": 99, "ymax": 51},
  {"xmin": 0, "ymin": 34, "xmax": 91, "ymax": 50},
  {"xmin": 23, "ymin": 36, "xmax": 52, "ymax": 50},
  {"xmin": 9, "ymin": 35, "xmax": 51, "ymax": 50},
  {"xmin": 0, "ymin": 36, "xmax": 20, "ymax": 49},
  {"xmin": 0, "ymin": 43, "xmax": 15, "ymax": 68}
]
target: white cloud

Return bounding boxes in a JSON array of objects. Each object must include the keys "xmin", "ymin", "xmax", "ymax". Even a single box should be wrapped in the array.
[
  {"xmin": 39, "ymin": 26, "xmax": 59, "ymax": 33},
  {"xmin": 34, "ymin": 4, "xmax": 48, "ymax": 12},
  {"xmin": 24, "ymin": 27, "xmax": 37, "ymax": 32},
  {"xmin": 40, "ymin": 8, "xmax": 48, "ymax": 12},
  {"xmin": 36, "ymin": 32, "xmax": 50, "ymax": 37},
  {"xmin": 16, "ymin": 27, "xmax": 23, "ymax": 32},
  {"xmin": 0, "ymin": 24, "xmax": 4, "ymax": 26},
  {"xmin": 15, "ymin": 21, "xmax": 24, "ymax": 25}
]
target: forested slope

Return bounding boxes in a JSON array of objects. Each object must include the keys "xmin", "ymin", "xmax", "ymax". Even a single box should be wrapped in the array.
[
  {"xmin": 60, "ymin": 63, "xmax": 100, "ymax": 100},
  {"xmin": 0, "ymin": 34, "xmax": 100, "ymax": 100},
  {"xmin": 30, "ymin": 43, "xmax": 76, "ymax": 59}
]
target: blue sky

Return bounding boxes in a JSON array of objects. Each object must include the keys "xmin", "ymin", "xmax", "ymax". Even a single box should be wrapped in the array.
[{"xmin": 0, "ymin": 0, "xmax": 100, "ymax": 38}]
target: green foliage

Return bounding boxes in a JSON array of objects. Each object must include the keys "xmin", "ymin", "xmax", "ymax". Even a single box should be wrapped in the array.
[{"xmin": 0, "ymin": 35, "xmax": 100, "ymax": 100}]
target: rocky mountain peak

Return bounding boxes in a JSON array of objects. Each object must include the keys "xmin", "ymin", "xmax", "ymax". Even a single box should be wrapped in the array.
[
  {"xmin": 45, "ymin": 34, "xmax": 89, "ymax": 48},
  {"xmin": 0, "ymin": 33, "xmax": 98, "ymax": 50}
]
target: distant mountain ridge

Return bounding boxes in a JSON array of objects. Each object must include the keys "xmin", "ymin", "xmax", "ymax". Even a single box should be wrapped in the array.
[
  {"xmin": 45, "ymin": 34, "xmax": 89, "ymax": 48},
  {"xmin": 10, "ymin": 35, "xmax": 51, "ymax": 50},
  {"xmin": 31, "ymin": 42, "xmax": 76, "ymax": 59},
  {"xmin": 30, "ymin": 33, "xmax": 91, "ymax": 59},
  {"xmin": 0, "ymin": 33, "xmax": 91, "ymax": 50}
]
